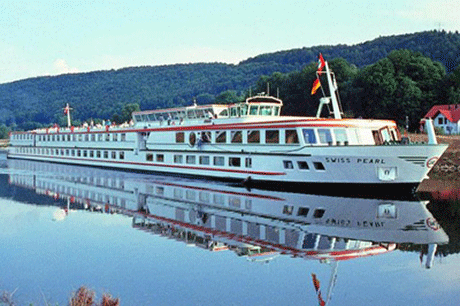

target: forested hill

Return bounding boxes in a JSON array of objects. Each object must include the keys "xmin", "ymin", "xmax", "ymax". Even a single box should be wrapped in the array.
[
  {"xmin": 1, "ymin": 30, "xmax": 460, "ymax": 131},
  {"xmin": 241, "ymin": 30, "xmax": 460, "ymax": 72}
]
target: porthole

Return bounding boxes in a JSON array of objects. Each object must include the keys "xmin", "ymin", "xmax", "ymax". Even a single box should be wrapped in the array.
[{"xmin": 189, "ymin": 132, "xmax": 196, "ymax": 147}]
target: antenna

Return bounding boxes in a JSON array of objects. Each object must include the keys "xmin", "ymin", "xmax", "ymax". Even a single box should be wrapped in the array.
[{"xmin": 267, "ymin": 83, "xmax": 270, "ymax": 96}]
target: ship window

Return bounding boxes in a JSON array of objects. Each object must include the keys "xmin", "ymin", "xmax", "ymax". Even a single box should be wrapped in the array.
[
  {"xmin": 313, "ymin": 209, "xmax": 325, "ymax": 218},
  {"xmin": 111, "ymin": 151, "xmax": 116, "ymax": 159},
  {"xmin": 199, "ymin": 156, "xmax": 210, "ymax": 165},
  {"xmin": 213, "ymin": 194, "xmax": 225, "ymax": 205},
  {"xmin": 98, "ymin": 134, "xmax": 102, "ymax": 141},
  {"xmin": 245, "ymin": 157, "xmax": 252, "ymax": 168},
  {"xmin": 265, "ymin": 130, "xmax": 279, "ymax": 143},
  {"xmin": 85, "ymin": 134, "xmax": 89, "ymax": 141},
  {"xmin": 91, "ymin": 134, "xmax": 95, "ymax": 141},
  {"xmin": 104, "ymin": 151, "xmax": 109, "ymax": 158},
  {"xmin": 231, "ymin": 131, "xmax": 242, "ymax": 143},
  {"xmin": 247, "ymin": 130, "xmax": 260, "ymax": 143},
  {"xmin": 260, "ymin": 106, "xmax": 273, "ymax": 116},
  {"xmin": 318, "ymin": 129, "xmax": 332, "ymax": 145},
  {"xmin": 229, "ymin": 157, "xmax": 241, "ymax": 167},
  {"xmin": 313, "ymin": 162, "xmax": 325, "ymax": 170},
  {"xmin": 156, "ymin": 154, "xmax": 164, "ymax": 162},
  {"xmin": 199, "ymin": 192, "xmax": 210, "ymax": 203},
  {"xmin": 71, "ymin": 149, "xmax": 75, "ymax": 156},
  {"xmin": 186, "ymin": 155, "xmax": 196, "ymax": 164},
  {"xmin": 297, "ymin": 161, "xmax": 309, "ymax": 170},
  {"xmin": 201, "ymin": 131, "xmax": 211, "ymax": 143},
  {"xmin": 283, "ymin": 205, "xmax": 294, "ymax": 215},
  {"xmin": 372, "ymin": 130, "xmax": 383, "ymax": 145},
  {"xmin": 240, "ymin": 104, "xmax": 248, "ymax": 116},
  {"xmin": 77, "ymin": 150, "xmax": 81, "ymax": 157},
  {"xmin": 187, "ymin": 110, "xmax": 196, "ymax": 119},
  {"xmin": 121, "ymin": 133, "xmax": 126, "ymax": 141},
  {"xmin": 283, "ymin": 160, "xmax": 294, "ymax": 169},
  {"xmin": 176, "ymin": 132, "xmax": 185, "ymax": 143},
  {"xmin": 146, "ymin": 153, "xmax": 154, "ymax": 161},
  {"xmin": 89, "ymin": 150, "xmax": 94, "ymax": 158},
  {"xmin": 274, "ymin": 106, "xmax": 280, "ymax": 116},
  {"xmin": 174, "ymin": 155, "xmax": 183, "ymax": 163},
  {"xmin": 249, "ymin": 105, "xmax": 259, "ymax": 116},
  {"xmin": 83, "ymin": 150, "xmax": 88, "ymax": 157},
  {"xmin": 297, "ymin": 207, "xmax": 310, "ymax": 217},
  {"xmin": 285, "ymin": 130, "xmax": 299, "ymax": 144},
  {"xmin": 214, "ymin": 156, "xmax": 225, "ymax": 166},
  {"xmin": 105, "ymin": 133, "xmax": 110, "ymax": 141},
  {"xmin": 215, "ymin": 131, "xmax": 226, "ymax": 143},
  {"xmin": 334, "ymin": 129, "xmax": 348, "ymax": 145},
  {"xmin": 113, "ymin": 133, "xmax": 118, "ymax": 141},
  {"xmin": 302, "ymin": 129, "xmax": 317, "ymax": 144},
  {"xmin": 96, "ymin": 151, "xmax": 101, "ymax": 158},
  {"xmin": 219, "ymin": 109, "xmax": 229, "ymax": 117},
  {"xmin": 173, "ymin": 188, "xmax": 183, "ymax": 199}
]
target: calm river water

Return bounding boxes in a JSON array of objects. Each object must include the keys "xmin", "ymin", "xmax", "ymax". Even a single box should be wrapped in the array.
[{"xmin": 0, "ymin": 154, "xmax": 459, "ymax": 306}]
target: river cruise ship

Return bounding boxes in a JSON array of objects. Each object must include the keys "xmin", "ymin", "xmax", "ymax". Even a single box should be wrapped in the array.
[{"xmin": 7, "ymin": 56, "xmax": 448, "ymax": 194}]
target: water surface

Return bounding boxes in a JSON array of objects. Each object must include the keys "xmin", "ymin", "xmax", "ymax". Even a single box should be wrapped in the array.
[{"xmin": 1, "ymin": 156, "xmax": 459, "ymax": 305}]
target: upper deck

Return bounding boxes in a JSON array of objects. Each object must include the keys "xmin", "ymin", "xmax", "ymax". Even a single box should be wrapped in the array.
[{"xmin": 131, "ymin": 95, "xmax": 283, "ymax": 126}]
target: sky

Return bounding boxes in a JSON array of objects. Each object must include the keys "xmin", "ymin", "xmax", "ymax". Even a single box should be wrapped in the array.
[{"xmin": 1, "ymin": 0, "xmax": 459, "ymax": 84}]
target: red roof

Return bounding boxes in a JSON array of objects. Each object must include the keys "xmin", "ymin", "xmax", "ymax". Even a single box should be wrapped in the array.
[{"xmin": 424, "ymin": 105, "xmax": 460, "ymax": 123}]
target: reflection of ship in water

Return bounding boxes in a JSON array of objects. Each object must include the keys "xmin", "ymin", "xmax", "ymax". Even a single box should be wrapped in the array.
[{"xmin": 5, "ymin": 159, "xmax": 449, "ymax": 305}]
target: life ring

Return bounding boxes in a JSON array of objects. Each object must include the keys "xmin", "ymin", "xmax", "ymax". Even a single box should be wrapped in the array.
[{"xmin": 189, "ymin": 132, "xmax": 196, "ymax": 147}]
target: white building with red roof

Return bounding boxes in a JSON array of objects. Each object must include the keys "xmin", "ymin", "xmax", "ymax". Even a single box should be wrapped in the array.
[{"xmin": 423, "ymin": 104, "xmax": 460, "ymax": 134}]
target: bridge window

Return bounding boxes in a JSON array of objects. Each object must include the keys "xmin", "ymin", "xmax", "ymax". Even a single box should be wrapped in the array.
[
  {"xmin": 249, "ymin": 105, "xmax": 259, "ymax": 115},
  {"xmin": 260, "ymin": 106, "xmax": 273, "ymax": 116}
]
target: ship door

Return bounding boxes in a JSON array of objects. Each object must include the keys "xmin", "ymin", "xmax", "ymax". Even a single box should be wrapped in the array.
[{"xmin": 138, "ymin": 132, "xmax": 148, "ymax": 150}]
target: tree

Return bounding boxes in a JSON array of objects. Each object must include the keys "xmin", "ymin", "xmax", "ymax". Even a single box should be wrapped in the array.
[
  {"xmin": 0, "ymin": 124, "xmax": 10, "ymax": 139},
  {"xmin": 214, "ymin": 90, "xmax": 242, "ymax": 104},
  {"xmin": 352, "ymin": 50, "xmax": 446, "ymax": 129}
]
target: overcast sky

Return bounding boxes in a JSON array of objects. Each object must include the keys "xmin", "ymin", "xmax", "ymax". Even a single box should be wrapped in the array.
[{"xmin": 1, "ymin": 0, "xmax": 459, "ymax": 84}]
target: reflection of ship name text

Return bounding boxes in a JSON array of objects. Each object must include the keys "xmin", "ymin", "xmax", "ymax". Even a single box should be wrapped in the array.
[{"xmin": 325, "ymin": 218, "xmax": 385, "ymax": 228}]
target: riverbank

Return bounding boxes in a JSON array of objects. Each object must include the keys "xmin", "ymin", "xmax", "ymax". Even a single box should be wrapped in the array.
[{"xmin": 410, "ymin": 134, "xmax": 460, "ymax": 195}]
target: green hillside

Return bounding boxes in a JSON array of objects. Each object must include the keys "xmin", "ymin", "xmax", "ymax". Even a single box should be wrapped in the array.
[{"xmin": 0, "ymin": 30, "xmax": 459, "ymax": 132}]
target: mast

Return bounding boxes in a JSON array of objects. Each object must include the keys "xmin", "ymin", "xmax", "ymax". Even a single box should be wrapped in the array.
[{"xmin": 324, "ymin": 61, "xmax": 342, "ymax": 119}]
